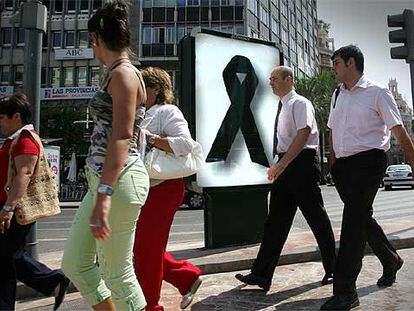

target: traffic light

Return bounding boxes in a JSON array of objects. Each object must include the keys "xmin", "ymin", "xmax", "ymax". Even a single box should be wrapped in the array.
[{"xmin": 388, "ymin": 9, "xmax": 414, "ymax": 62}]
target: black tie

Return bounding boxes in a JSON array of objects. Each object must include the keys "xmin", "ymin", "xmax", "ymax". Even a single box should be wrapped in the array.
[{"xmin": 273, "ymin": 101, "xmax": 283, "ymax": 158}]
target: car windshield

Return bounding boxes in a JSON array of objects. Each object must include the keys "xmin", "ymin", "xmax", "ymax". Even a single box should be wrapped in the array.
[{"xmin": 387, "ymin": 165, "xmax": 411, "ymax": 172}]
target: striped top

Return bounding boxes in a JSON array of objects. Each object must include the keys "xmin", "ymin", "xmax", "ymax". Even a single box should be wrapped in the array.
[{"xmin": 86, "ymin": 59, "xmax": 146, "ymax": 175}]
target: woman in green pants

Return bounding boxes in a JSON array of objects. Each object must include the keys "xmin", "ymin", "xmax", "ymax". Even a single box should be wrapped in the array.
[{"xmin": 61, "ymin": 1, "xmax": 149, "ymax": 310}]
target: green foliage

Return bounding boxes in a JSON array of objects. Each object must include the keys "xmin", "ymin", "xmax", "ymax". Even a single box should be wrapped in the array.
[
  {"xmin": 40, "ymin": 102, "xmax": 91, "ymax": 157},
  {"xmin": 295, "ymin": 70, "xmax": 338, "ymax": 133}
]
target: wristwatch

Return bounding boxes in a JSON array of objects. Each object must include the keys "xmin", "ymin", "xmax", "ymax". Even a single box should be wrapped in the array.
[
  {"xmin": 97, "ymin": 183, "xmax": 114, "ymax": 196},
  {"xmin": 2, "ymin": 205, "xmax": 14, "ymax": 212}
]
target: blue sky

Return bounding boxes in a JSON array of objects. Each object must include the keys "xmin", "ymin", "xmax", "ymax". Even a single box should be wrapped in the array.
[{"xmin": 318, "ymin": 0, "xmax": 414, "ymax": 109}]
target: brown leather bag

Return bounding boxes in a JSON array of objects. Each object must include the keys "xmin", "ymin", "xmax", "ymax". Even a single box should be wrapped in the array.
[{"xmin": 5, "ymin": 130, "xmax": 60, "ymax": 225}]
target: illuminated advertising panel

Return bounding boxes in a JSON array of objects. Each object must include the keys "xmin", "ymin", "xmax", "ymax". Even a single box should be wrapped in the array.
[{"xmin": 185, "ymin": 29, "xmax": 281, "ymax": 187}]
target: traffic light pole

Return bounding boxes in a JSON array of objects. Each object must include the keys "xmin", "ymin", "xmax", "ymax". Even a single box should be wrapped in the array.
[{"xmin": 410, "ymin": 62, "xmax": 414, "ymax": 107}]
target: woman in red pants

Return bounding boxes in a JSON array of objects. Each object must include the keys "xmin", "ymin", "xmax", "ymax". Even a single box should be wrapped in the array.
[{"xmin": 134, "ymin": 67, "xmax": 202, "ymax": 311}]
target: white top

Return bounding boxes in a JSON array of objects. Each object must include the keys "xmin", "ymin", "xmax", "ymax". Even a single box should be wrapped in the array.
[
  {"xmin": 327, "ymin": 76, "xmax": 402, "ymax": 158},
  {"xmin": 142, "ymin": 104, "xmax": 194, "ymax": 156},
  {"xmin": 142, "ymin": 104, "xmax": 195, "ymax": 187},
  {"xmin": 276, "ymin": 90, "xmax": 319, "ymax": 153}
]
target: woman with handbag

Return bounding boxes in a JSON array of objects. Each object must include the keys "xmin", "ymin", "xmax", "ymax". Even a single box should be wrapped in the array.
[
  {"xmin": 133, "ymin": 67, "xmax": 202, "ymax": 311},
  {"xmin": 61, "ymin": 1, "xmax": 149, "ymax": 311},
  {"xmin": 0, "ymin": 93, "xmax": 70, "ymax": 311}
]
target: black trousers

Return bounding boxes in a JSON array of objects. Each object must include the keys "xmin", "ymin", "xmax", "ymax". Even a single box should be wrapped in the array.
[
  {"xmin": 0, "ymin": 210, "xmax": 65, "ymax": 311},
  {"xmin": 331, "ymin": 149, "xmax": 399, "ymax": 296},
  {"xmin": 251, "ymin": 149, "xmax": 336, "ymax": 282}
]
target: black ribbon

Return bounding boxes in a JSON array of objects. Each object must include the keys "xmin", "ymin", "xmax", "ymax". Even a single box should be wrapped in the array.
[{"xmin": 206, "ymin": 55, "xmax": 269, "ymax": 167}]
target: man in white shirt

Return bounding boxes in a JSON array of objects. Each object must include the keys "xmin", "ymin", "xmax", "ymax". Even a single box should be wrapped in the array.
[
  {"xmin": 235, "ymin": 66, "xmax": 336, "ymax": 291},
  {"xmin": 321, "ymin": 45, "xmax": 414, "ymax": 311}
]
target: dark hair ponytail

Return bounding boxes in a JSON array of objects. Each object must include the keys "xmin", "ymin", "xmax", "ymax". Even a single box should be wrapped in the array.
[{"xmin": 88, "ymin": 0, "xmax": 131, "ymax": 52}]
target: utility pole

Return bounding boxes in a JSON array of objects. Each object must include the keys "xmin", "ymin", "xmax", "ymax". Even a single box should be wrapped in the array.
[{"xmin": 10, "ymin": 0, "xmax": 47, "ymax": 259}]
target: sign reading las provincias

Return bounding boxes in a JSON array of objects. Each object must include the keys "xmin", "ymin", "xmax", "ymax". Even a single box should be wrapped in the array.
[{"xmin": 41, "ymin": 86, "xmax": 99, "ymax": 100}]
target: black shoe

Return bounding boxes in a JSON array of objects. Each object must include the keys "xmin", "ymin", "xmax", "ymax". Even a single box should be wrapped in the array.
[
  {"xmin": 377, "ymin": 257, "xmax": 404, "ymax": 287},
  {"xmin": 321, "ymin": 273, "xmax": 334, "ymax": 286},
  {"xmin": 235, "ymin": 273, "xmax": 271, "ymax": 291},
  {"xmin": 320, "ymin": 294, "xmax": 359, "ymax": 310},
  {"xmin": 54, "ymin": 277, "xmax": 70, "ymax": 310}
]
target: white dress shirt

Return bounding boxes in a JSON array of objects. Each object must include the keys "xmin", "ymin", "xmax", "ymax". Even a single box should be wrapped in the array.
[
  {"xmin": 327, "ymin": 76, "xmax": 402, "ymax": 158},
  {"xmin": 276, "ymin": 90, "xmax": 319, "ymax": 153}
]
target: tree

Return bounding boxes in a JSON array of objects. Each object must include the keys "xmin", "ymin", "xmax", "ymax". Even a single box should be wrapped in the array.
[
  {"xmin": 295, "ymin": 70, "xmax": 338, "ymax": 183},
  {"xmin": 40, "ymin": 102, "xmax": 91, "ymax": 158}
]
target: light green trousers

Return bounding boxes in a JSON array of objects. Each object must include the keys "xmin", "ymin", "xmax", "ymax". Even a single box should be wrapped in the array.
[{"xmin": 62, "ymin": 162, "xmax": 149, "ymax": 311}]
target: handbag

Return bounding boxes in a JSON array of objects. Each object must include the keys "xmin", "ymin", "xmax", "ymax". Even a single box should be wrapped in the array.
[
  {"xmin": 145, "ymin": 142, "xmax": 204, "ymax": 180},
  {"xmin": 144, "ymin": 107, "xmax": 204, "ymax": 180},
  {"xmin": 5, "ymin": 130, "xmax": 61, "ymax": 225}
]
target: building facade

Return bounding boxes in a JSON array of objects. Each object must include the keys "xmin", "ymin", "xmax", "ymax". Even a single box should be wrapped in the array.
[
  {"xmin": 317, "ymin": 19, "xmax": 334, "ymax": 70},
  {"xmin": 387, "ymin": 78, "xmax": 413, "ymax": 165},
  {"xmin": 138, "ymin": 0, "xmax": 320, "ymax": 87}
]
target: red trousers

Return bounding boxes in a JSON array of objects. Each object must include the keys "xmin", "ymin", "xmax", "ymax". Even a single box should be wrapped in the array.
[{"xmin": 133, "ymin": 179, "xmax": 202, "ymax": 311}]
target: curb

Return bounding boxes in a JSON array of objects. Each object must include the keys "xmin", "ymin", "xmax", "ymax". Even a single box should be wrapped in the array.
[{"xmin": 16, "ymin": 236, "xmax": 414, "ymax": 300}]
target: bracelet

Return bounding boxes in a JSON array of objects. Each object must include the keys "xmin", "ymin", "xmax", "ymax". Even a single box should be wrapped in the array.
[
  {"xmin": 2, "ymin": 205, "xmax": 14, "ymax": 213},
  {"xmin": 147, "ymin": 133, "xmax": 159, "ymax": 146}
]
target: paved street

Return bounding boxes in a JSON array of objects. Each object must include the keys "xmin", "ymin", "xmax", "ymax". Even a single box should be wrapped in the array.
[
  {"xmin": 37, "ymin": 185, "xmax": 414, "ymax": 254},
  {"xmin": 16, "ymin": 247, "xmax": 414, "ymax": 310}
]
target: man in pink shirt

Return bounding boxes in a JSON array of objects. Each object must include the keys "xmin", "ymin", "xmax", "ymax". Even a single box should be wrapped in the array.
[{"xmin": 321, "ymin": 45, "xmax": 414, "ymax": 310}]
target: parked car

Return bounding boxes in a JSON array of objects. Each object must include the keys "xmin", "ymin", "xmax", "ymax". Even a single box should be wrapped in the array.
[
  {"xmin": 383, "ymin": 164, "xmax": 414, "ymax": 191},
  {"xmin": 180, "ymin": 189, "xmax": 205, "ymax": 210}
]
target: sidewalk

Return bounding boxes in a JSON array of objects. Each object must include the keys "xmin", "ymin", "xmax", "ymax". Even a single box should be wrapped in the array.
[
  {"xmin": 15, "ymin": 217, "xmax": 414, "ymax": 303},
  {"xmin": 17, "ymin": 247, "xmax": 414, "ymax": 310}
]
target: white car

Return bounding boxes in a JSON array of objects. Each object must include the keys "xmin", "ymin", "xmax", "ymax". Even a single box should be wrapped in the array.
[{"xmin": 383, "ymin": 164, "xmax": 414, "ymax": 191}]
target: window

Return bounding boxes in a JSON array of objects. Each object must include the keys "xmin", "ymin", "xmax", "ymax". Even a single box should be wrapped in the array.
[
  {"xmin": 176, "ymin": 27, "xmax": 185, "ymax": 43},
  {"xmin": 177, "ymin": 0, "xmax": 186, "ymax": 6},
  {"xmin": 16, "ymin": 28, "xmax": 25, "ymax": 46},
  {"xmin": 14, "ymin": 66, "xmax": 24, "ymax": 85},
  {"xmin": 51, "ymin": 68, "xmax": 61, "ymax": 87},
  {"xmin": 143, "ymin": 28, "xmax": 152, "ymax": 44},
  {"xmin": 65, "ymin": 31, "xmax": 75, "ymax": 48},
  {"xmin": 247, "ymin": 0, "xmax": 257, "ymax": 15},
  {"xmin": 188, "ymin": 0, "xmax": 200, "ymax": 5},
  {"xmin": 42, "ymin": 33, "xmax": 49, "ymax": 47},
  {"xmin": 271, "ymin": 17, "xmax": 280, "ymax": 36},
  {"xmin": 78, "ymin": 31, "xmax": 88, "ymax": 48},
  {"xmin": 166, "ymin": 27, "xmax": 175, "ymax": 44},
  {"xmin": 260, "ymin": 6, "xmax": 268, "ymax": 25},
  {"xmin": 152, "ymin": 28, "xmax": 160, "ymax": 44},
  {"xmin": 80, "ymin": 0, "xmax": 89, "ymax": 11},
  {"xmin": 66, "ymin": 0, "xmax": 76, "ymax": 12},
  {"xmin": 54, "ymin": 0, "xmax": 63, "ymax": 13},
  {"xmin": 154, "ymin": 0, "xmax": 166, "ymax": 6},
  {"xmin": 281, "ymin": 27, "xmax": 288, "ymax": 44},
  {"xmin": 77, "ymin": 67, "xmax": 87, "ymax": 86},
  {"xmin": 2, "ymin": 28, "xmax": 12, "ymax": 46},
  {"xmin": 4, "ymin": 0, "xmax": 13, "ymax": 10},
  {"xmin": 64, "ymin": 68, "xmax": 74, "ymax": 86},
  {"xmin": 52, "ymin": 31, "xmax": 62, "ymax": 47},
  {"xmin": 90, "ymin": 67, "xmax": 100, "ymax": 86},
  {"xmin": 0, "ymin": 66, "xmax": 10, "ymax": 84},
  {"xmin": 93, "ymin": 0, "xmax": 102, "ymax": 10}
]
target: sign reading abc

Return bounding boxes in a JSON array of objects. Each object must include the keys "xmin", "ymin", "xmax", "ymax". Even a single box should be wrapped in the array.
[
  {"xmin": 181, "ymin": 29, "xmax": 282, "ymax": 187},
  {"xmin": 55, "ymin": 48, "xmax": 94, "ymax": 60},
  {"xmin": 41, "ymin": 86, "xmax": 99, "ymax": 100},
  {"xmin": 0, "ymin": 86, "xmax": 14, "ymax": 96}
]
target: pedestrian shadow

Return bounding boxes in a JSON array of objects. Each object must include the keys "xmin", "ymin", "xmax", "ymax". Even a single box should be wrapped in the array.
[
  {"xmin": 191, "ymin": 283, "xmax": 384, "ymax": 310},
  {"xmin": 273, "ymin": 284, "xmax": 382, "ymax": 310},
  {"xmin": 190, "ymin": 280, "xmax": 321, "ymax": 310}
]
